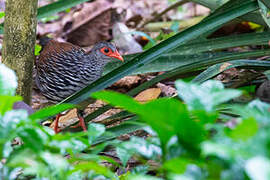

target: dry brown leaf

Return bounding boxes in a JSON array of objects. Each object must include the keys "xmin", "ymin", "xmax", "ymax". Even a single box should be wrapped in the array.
[
  {"xmin": 50, "ymin": 108, "xmax": 79, "ymax": 129},
  {"xmin": 112, "ymin": 76, "xmax": 142, "ymax": 90},
  {"xmin": 134, "ymin": 88, "xmax": 161, "ymax": 103}
]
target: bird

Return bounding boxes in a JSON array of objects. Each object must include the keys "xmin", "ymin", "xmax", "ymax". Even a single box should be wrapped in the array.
[{"xmin": 35, "ymin": 38, "xmax": 124, "ymax": 133}]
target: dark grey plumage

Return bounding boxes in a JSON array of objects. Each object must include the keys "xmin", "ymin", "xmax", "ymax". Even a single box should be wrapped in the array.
[{"xmin": 35, "ymin": 40, "xmax": 122, "ymax": 103}]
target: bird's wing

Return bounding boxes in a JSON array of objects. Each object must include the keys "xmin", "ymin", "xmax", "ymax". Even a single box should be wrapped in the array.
[{"xmin": 37, "ymin": 40, "xmax": 83, "ymax": 68}]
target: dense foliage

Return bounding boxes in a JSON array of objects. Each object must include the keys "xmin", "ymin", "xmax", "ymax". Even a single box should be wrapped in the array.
[
  {"xmin": 1, "ymin": 0, "xmax": 270, "ymax": 179},
  {"xmin": 1, "ymin": 63, "xmax": 270, "ymax": 179}
]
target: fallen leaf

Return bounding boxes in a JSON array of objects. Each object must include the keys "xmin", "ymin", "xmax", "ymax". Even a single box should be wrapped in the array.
[
  {"xmin": 134, "ymin": 88, "xmax": 161, "ymax": 103},
  {"xmin": 50, "ymin": 108, "xmax": 79, "ymax": 129}
]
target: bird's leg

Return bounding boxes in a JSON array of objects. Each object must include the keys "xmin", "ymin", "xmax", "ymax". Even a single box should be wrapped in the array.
[
  {"xmin": 70, "ymin": 109, "xmax": 87, "ymax": 132},
  {"xmin": 54, "ymin": 114, "xmax": 63, "ymax": 133}
]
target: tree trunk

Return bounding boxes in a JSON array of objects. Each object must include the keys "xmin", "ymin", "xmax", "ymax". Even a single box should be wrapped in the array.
[{"xmin": 2, "ymin": 0, "xmax": 38, "ymax": 105}]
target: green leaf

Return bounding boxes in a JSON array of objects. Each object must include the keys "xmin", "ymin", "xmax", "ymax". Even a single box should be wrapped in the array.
[
  {"xmin": 126, "ymin": 175, "xmax": 163, "ymax": 180},
  {"xmin": 229, "ymin": 100, "xmax": 270, "ymax": 124},
  {"xmin": 0, "ymin": 96, "xmax": 22, "ymax": 115},
  {"xmin": 93, "ymin": 119, "xmax": 144, "ymax": 144},
  {"xmin": 258, "ymin": 0, "xmax": 270, "ymax": 27},
  {"xmin": 40, "ymin": 15, "xmax": 60, "ymax": 23},
  {"xmin": 175, "ymin": 80, "xmax": 242, "ymax": 111},
  {"xmin": 92, "ymin": 91, "xmax": 205, "ymax": 153},
  {"xmin": 259, "ymin": 0, "xmax": 270, "ymax": 9},
  {"xmin": 245, "ymin": 156, "xmax": 270, "ymax": 180},
  {"xmin": 163, "ymin": 158, "xmax": 195, "ymax": 174},
  {"xmin": 0, "ymin": 110, "xmax": 28, "ymax": 137},
  {"xmin": 37, "ymin": 0, "xmax": 93, "ymax": 20},
  {"xmin": 193, "ymin": 60, "xmax": 270, "ymax": 83},
  {"xmin": 29, "ymin": 104, "xmax": 76, "ymax": 120},
  {"xmin": 0, "ymin": 64, "xmax": 17, "ymax": 96},
  {"xmin": 17, "ymin": 128, "xmax": 45, "ymax": 152},
  {"xmin": 70, "ymin": 161, "xmax": 116, "ymax": 179},
  {"xmin": 35, "ymin": 44, "xmax": 42, "ymax": 56},
  {"xmin": 226, "ymin": 117, "xmax": 259, "ymax": 140},
  {"xmin": 264, "ymin": 70, "xmax": 270, "ymax": 80},
  {"xmin": 116, "ymin": 146, "xmax": 132, "ymax": 167},
  {"xmin": 119, "ymin": 136, "xmax": 161, "ymax": 160},
  {"xmin": 87, "ymin": 123, "xmax": 105, "ymax": 145},
  {"xmin": 0, "ymin": 12, "xmax": 5, "ymax": 18},
  {"xmin": 92, "ymin": 90, "xmax": 142, "ymax": 113}
]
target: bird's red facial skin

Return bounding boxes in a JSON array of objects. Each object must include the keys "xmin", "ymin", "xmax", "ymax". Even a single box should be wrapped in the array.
[{"xmin": 100, "ymin": 47, "xmax": 124, "ymax": 62}]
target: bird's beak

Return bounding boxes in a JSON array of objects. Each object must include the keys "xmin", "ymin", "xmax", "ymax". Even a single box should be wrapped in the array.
[{"xmin": 109, "ymin": 50, "xmax": 124, "ymax": 62}]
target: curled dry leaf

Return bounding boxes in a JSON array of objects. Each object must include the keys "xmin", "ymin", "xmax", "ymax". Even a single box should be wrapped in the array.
[{"xmin": 112, "ymin": 76, "xmax": 142, "ymax": 90}]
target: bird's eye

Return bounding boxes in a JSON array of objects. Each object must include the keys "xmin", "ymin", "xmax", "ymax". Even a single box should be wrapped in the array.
[{"xmin": 100, "ymin": 47, "xmax": 112, "ymax": 55}]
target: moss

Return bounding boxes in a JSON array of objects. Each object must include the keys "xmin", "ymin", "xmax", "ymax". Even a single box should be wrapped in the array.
[{"xmin": 2, "ymin": 0, "xmax": 38, "ymax": 104}]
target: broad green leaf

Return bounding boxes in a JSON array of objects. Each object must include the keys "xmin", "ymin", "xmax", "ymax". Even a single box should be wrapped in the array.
[
  {"xmin": 93, "ymin": 119, "xmax": 144, "ymax": 144},
  {"xmin": 119, "ymin": 136, "xmax": 161, "ymax": 160},
  {"xmin": 92, "ymin": 91, "xmax": 205, "ymax": 153},
  {"xmin": 201, "ymin": 141, "xmax": 233, "ymax": 160},
  {"xmin": 260, "ymin": 0, "xmax": 270, "ymax": 9},
  {"xmin": 0, "ymin": 110, "xmax": 28, "ymax": 137},
  {"xmin": 29, "ymin": 104, "xmax": 76, "ymax": 120},
  {"xmin": 245, "ymin": 156, "xmax": 270, "ymax": 180},
  {"xmin": 229, "ymin": 100, "xmax": 270, "ymax": 124},
  {"xmin": 41, "ymin": 152, "xmax": 69, "ymax": 173},
  {"xmin": 131, "ymin": 165, "xmax": 149, "ymax": 174},
  {"xmin": 49, "ymin": 137, "xmax": 88, "ymax": 155},
  {"xmin": 226, "ymin": 117, "xmax": 259, "ymax": 140},
  {"xmin": 17, "ymin": 128, "xmax": 45, "ymax": 152},
  {"xmin": 91, "ymin": 90, "xmax": 142, "ymax": 113},
  {"xmin": 87, "ymin": 123, "xmax": 105, "ymax": 145},
  {"xmin": 175, "ymin": 80, "xmax": 242, "ymax": 111},
  {"xmin": 0, "ymin": 64, "xmax": 17, "ymax": 96},
  {"xmin": 163, "ymin": 158, "xmax": 194, "ymax": 174},
  {"xmin": 126, "ymin": 175, "xmax": 162, "ymax": 180},
  {"xmin": 116, "ymin": 146, "xmax": 132, "ymax": 167},
  {"xmin": 0, "ymin": 96, "xmax": 22, "ymax": 115},
  {"xmin": 69, "ymin": 161, "xmax": 116, "ymax": 179}
]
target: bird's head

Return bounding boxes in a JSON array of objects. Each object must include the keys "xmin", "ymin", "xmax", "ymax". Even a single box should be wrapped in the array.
[{"xmin": 91, "ymin": 42, "xmax": 124, "ymax": 62}]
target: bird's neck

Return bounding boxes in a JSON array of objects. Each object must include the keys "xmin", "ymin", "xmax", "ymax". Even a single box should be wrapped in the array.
[{"xmin": 85, "ymin": 53, "xmax": 108, "ymax": 71}]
